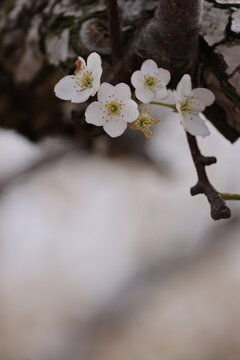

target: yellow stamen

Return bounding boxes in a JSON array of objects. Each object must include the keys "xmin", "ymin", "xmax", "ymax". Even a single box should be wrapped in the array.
[
  {"xmin": 105, "ymin": 101, "xmax": 122, "ymax": 116},
  {"xmin": 180, "ymin": 96, "xmax": 198, "ymax": 115},
  {"xmin": 130, "ymin": 109, "xmax": 160, "ymax": 139},
  {"xmin": 144, "ymin": 76, "xmax": 157, "ymax": 90},
  {"xmin": 80, "ymin": 72, "xmax": 93, "ymax": 89}
]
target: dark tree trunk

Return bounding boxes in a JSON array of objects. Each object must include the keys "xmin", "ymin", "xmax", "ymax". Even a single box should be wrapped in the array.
[{"xmin": 140, "ymin": 0, "xmax": 203, "ymax": 85}]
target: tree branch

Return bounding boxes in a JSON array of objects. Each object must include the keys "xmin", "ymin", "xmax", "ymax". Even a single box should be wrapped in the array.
[
  {"xmin": 186, "ymin": 132, "xmax": 231, "ymax": 220},
  {"xmin": 107, "ymin": 0, "xmax": 123, "ymax": 65},
  {"xmin": 139, "ymin": 0, "xmax": 203, "ymax": 85}
]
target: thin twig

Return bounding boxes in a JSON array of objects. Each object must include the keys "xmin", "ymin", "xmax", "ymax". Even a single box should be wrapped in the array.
[
  {"xmin": 220, "ymin": 193, "xmax": 240, "ymax": 201},
  {"xmin": 107, "ymin": 0, "xmax": 123, "ymax": 64},
  {"xmin": 186, "ymin": 132, "xmax": 231, "ymax": 220}
]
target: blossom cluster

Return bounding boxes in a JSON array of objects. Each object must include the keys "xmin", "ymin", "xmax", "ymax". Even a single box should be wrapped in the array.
[{"xmin": 54, "ymin": 52, "xmax": 215, "ymax": 138}]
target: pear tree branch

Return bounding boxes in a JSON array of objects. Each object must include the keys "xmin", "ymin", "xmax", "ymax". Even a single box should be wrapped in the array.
[
  {"xmin": 107, "ymin": 0, "xmax": 123, "ymax": 65},
  {"xmin": 186, "ymin": 132, "xmax": 231, "ymax": 220}
]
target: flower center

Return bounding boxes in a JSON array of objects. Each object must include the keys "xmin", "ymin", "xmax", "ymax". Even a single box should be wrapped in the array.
[
  {"xmin": 73, "ymin": 72, "xmax": 94, "ymax": 91},
  {"xmin": 180, "ymin": 97, "xmax": 198, "ymax": 115},
  {"xmin": 144, "ymin": 76, "xmax": 157, "ymax": 90},
  {"xmin": 130, "ymin": 110, "xmax": 160, "ymax": 139},
  {"xmin": 80, "ymin": 71, "xmax": 94, "ymax": 89},
  {"xmin": 105, "ymin": 101, "xmax": 122, "ymax": 116},
  {"xmin": 139, "ymin": 115, "xmax": 151, "ymax": 128}
]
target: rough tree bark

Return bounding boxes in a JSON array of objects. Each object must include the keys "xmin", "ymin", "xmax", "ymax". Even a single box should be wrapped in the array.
[
  {"xmin": 201, "ymin": 0, "xmax": 240, "ymax": 141},
  {"xmin": 139, "ymin": 0, "xmax": 202, "ymax": 84}
]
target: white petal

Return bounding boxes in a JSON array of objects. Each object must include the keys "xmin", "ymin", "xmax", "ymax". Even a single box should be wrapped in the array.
[
  {"xmin": 176, "ymin": 102, "xmax": 183, "ymax": 118},
  {"xmin": 87, "ymin": 52, "xmax": 102, "ymax": 78},
  {"xmin": 192, "ymin": 88, "xmax": 215, "ymax": 111},
  {"xmin": 54, "ymin": 76, "xmax": 76, "ymax": 101},
  {"xmin": 173, "ymin": 90, "xmax": 179, "ymax": 106},
  {"xmin": 103, "ymin": 119, "xmax": 127, "ymax": 137},
  {"xmin": 91, "ymin": 76, "xmax": 102, "ymax": 97},
  {"xmin": 85, "ymin": 101, "xmax": 105, "ymax": 126},
  {"xmin": 92, "ymin": 70, "xmax": 102, "ymax": 84},
  {"xmin": 157, "ymin": 68, "xmax": 171, "ymax": 85},
  {"xmin": 97, "ymin": 82, "xmax": 115, "ymax": 102},
  {"xmin": 131, "ymin": 71, "xmax": 144, "ymax": 89},
  {"xmin": 87, "ymin": 52, "xmax": 101, "ymax": 70},
  {"xmin": 114, "ymin": 83, "xmax": 131, "ymax": 101},
  {"xmin": 199, "ymin": 112, "xmax": 208, "ymax": 122},
  {"xmin": 164, "ymin": 90, "xmax": 176, "ymax": 104},
  {"xmin": 71, "ymin": 88, "xmax": 93, "ymax": 103},
  {"xmin": 141, "ymin": 59, "xmax": 158, "ymax": 76},
  {"xmin": 182, "ymin": 113, "xmax": 210, "ymax": 137},
  {"xmin": 122, "ymin": 100, "xmax": 139, "ymax": 123},
  {"xmin": 91, "ymin": 84, "xmax": 99, "ymax": 97},
  {"xmin": 91, "ymin": 75, "xmax": 101, "ymax": 96},
  {"xmin": 135, "ymin": 87, "xmax": 153, "ymax": 104},
  {"xmin": 154, "ymin": 87, "xmax": 168, "ymax": 100},
  {"xmin": 176, "ymin": 74, "xmax": 192, "ymax": 101}
]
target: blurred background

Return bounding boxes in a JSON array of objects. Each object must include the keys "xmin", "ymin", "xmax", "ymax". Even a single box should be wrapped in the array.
[{"xmin": 1, "ymin": 0, "xmax": 240, "ymax": 359}]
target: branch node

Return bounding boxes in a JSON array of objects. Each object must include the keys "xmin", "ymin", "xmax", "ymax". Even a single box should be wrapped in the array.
[
  {"xmin": 211, "ymin": 202, "xmax": 231, "ymax": 220},
  {"xmin": 199, "ymin": 156, "xmax": 217, "ymax": 166},
  {"xmin": 191, "ymin": 183, "xmax": 203, "ymax": 195}
]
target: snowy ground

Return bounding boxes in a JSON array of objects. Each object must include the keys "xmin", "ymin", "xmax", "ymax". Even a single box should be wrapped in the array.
[{"xmin": 0, "ymin": 117, "xmax": 240, "ymax": 360}]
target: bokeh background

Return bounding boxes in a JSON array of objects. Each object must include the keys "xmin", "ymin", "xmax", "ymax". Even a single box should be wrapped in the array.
[
  {"xmin": 1, "ymin": 0, "xmax": 240, "ymax": 359},
  {"xmin": 1, "ymin": 113, "xmax": 240, "ymax": 360}
]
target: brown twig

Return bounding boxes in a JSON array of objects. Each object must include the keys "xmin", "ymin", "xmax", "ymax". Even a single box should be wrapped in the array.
[
  {"xmin": 107, "ymin": 0, "xmax": 123, "ymax": 65},
  {"xmin": 186, "ymin": 132, "xmax": 231, "ymax": 220}
]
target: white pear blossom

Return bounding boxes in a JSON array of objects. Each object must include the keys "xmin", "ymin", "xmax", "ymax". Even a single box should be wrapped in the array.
[
  {"xmin": 131, "ymin": 59, "xmax": 171, "ymax": 104},
  {"xmin": 54, "ymin": 52, "xmax": 102, "ymax": 103},
  {"xmin": 174, "ymin": 74, "xmax": 215, "ymax": 137},
  {"xmin": 85, "ymin": 82, "xmax": 139, "ymax": 137}
]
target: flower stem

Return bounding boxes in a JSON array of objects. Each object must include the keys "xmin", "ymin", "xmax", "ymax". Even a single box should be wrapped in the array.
[
  {"xmin": 150, "ymin": 101, "xmax": 176, "ymax": 110},
  {"xmin": 220, "ymin": 193, "xmax": 240, "ymax": 201},
  {"xmin": 133, "ymin": 97, "xmax": 176, "ymax": 110}
]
